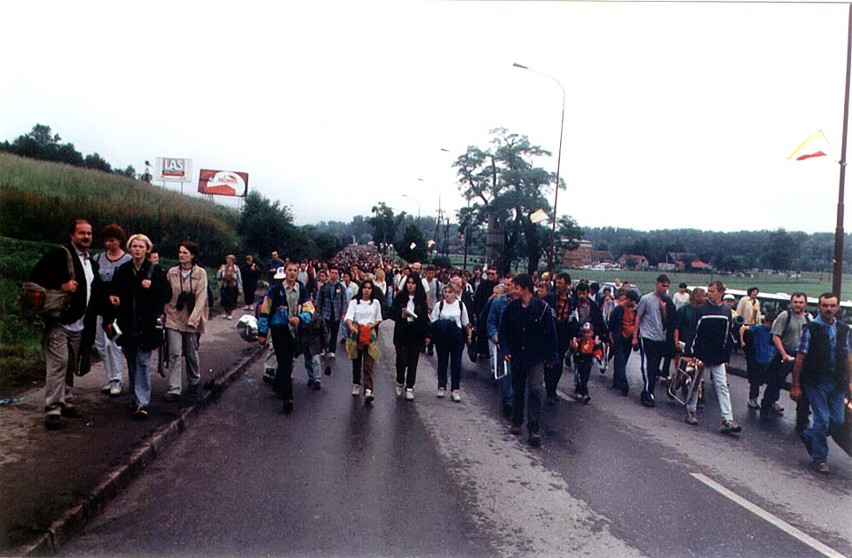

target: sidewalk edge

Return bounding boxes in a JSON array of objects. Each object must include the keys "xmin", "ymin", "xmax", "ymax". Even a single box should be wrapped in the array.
[{"xmin": 16, "ymin": 345, "xmax": 264, "ymax": 557}]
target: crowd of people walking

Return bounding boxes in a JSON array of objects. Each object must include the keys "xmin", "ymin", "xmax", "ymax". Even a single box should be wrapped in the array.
[{"xmin": 27, "ymin": 220, "xmax": 850, "ymax": 474}]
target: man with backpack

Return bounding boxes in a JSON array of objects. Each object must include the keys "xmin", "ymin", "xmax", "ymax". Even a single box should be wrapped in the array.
[{"xmin": 761, "ymin": 292, "xmax": 811, "ymax": 425}]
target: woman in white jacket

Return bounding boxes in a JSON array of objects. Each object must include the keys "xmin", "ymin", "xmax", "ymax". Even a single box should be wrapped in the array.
[{"xmin": 344, "ymin": 278, "xmax": 382, "ymax": 404}]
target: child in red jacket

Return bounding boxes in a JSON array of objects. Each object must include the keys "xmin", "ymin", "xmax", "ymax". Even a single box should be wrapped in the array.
[{"xmin": 572, "ymin": 322, "xmax": 603, "ymax": 404}]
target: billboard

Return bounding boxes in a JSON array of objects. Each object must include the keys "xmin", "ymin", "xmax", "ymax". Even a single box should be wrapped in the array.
[
  {"xmin": 197, "ymin": 169, "xmax": 249, "ymax": 197},
  {"xmin": 154, "ymin": 157, "xmax": 192, "ymax": 183}
]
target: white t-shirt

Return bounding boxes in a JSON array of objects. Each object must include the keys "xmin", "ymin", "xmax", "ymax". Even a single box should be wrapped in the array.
[
  {"xmin": 429, "ymin": 299, "xmax": 469, "ymax": 329},
  {"xmin": 345, "ymin": 298, "xmax": 382, "ymax": 325},
  {"xmin": 672, "ymin": 291, "xmax": 690, "ymax": 310}
]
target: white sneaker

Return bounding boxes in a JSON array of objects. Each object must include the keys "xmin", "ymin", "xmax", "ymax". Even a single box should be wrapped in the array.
[
  {"xmin": 365, "ymin": 389, "xmax": 374, "ymax": 403},
  {"xmin": 451, "ymin": 390, "xmax": 461, "ymax": 402},
  {"xmin": 437, "ymin": 388, "xmax": 447, "ymax": 398},
  {"xmin": 351, "ymin": 384, "xmax": 361, "ymax": 396},
  {"xmin": 327, "ymin": 352, "xmax": 335, "ymax": 359},
  {"xmin": 101, "ymin": 384, "xmax": 112, "ymax": 395},
  {"xmin": 395, "ymin": 383, "xmax": 404, "ymax": 397},
  {"xmin": 109, "ymin": 382, "xmax": 122, "ymax": 397},
  {"xmin": 404, "ymin": 388, "xmax": 414, "ymax": 401}
]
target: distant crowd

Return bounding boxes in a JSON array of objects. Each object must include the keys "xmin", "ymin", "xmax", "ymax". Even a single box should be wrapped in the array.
[{"xmin": 27, "ymin": 219, "xmax": 850, "ymax": 473}]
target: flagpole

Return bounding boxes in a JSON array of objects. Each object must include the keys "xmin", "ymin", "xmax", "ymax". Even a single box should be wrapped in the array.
[{"xmin": 832, "ymin": 3, "xmax": 852, "ymax": 299}]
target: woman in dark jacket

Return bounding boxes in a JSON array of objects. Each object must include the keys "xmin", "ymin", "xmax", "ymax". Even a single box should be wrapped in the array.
[
  {"xmin": 391, "ymin": 272, "xmax": 429, "ymax": 400},
  {"xmin": 107, "ymin": 234, "xmax": 172, "ymax": 419}
]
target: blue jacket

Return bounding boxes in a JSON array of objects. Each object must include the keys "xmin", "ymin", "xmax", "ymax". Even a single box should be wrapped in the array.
[
  {"xmin": 498, "ymin": 297, "xmax": 559, "ymax": 369},
  {"xmin": 257, "ymin": 281, "xmax": 314, "ymax": 337},
  {"xmin": 487, "ymin": 294, "xmax": 510, "ymax": 341}
]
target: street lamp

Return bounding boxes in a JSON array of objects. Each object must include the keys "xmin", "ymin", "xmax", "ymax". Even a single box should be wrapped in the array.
[
  {"xmin": 402, "ymin": 193, "xmax": 421, "ymax": 227},
  {"xmin": 513, "ymin": 62, "xmax": 565, "ymax": 274}
]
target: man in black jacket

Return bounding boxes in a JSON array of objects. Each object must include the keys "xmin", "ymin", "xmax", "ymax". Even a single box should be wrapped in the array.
[
  {"xmin": 790, "ymin": 293, "xmax": 851, "ymax": 474},
  {"xmin": 29, "ymin": 219, "xmax": 103, "ymax": 430}
]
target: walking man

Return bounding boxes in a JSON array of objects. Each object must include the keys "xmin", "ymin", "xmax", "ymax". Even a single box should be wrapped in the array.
[
  {"xmin": 761, "ymin": 292, "xmax": 810, "ymax": 425},
  {"xmin": 790, "ymin": 293, "xmax": 851, "ymax": 474},
  {"xmin": 316, "ymin": 266, "xmax": 347, "ymax": 375},
  {"xmin": 632, "ymin": 274, "xmax": 675, "ymax": 407},
  {"xmin": 499, "ymin": 274, "xmax": 558, "ymax": 448},
  {"xmin": 29, "ymin": 219, "xmax": 102, "ymax": 429}
]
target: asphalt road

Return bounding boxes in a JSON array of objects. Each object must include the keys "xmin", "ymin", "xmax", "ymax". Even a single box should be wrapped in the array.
[{"xmin": 62, "ymin": 325, "xmax": 852, "ymax": 558}]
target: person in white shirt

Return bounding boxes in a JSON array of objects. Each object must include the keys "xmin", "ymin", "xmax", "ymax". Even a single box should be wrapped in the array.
[
  {"xmin": 672, "ymin": 283, "xmax": 690, "ymax": 311},
  {"xmin": 429, "ymin": 284, "xmax": 471, "ymax": 402},
  {"xmin": 344, "ymin": 279, "xmax": 383, "ymax": 404}
]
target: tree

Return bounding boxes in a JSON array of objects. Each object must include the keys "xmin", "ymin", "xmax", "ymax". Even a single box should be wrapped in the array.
[
  {"xmin": 763, "ymin": 228, "xmax": 794, "ymax": 272},
  {"xmin": 84, "ymin": 152, "xmax": 112, "ymax": 173},
  {"xmin": 369, "ymin": 202, "xmax": 403, "ymax": 245},
  {"xmin": 237, "ymin": 191, "xmax": 301, "ymax": 259},
  {"xmin": 395, "ymin": 224, "xmax": 427, "ymax": 262},
  {"xmin": 452, "ymin": 128, "xmax": 574, "ymax": 274}
]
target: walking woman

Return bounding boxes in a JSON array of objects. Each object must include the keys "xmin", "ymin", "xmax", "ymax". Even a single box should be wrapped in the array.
[
  {"xmin": 391, "ymin": 272, "xmax": 429, "ymax": 400},
  {"xmin": 216, "ymin": 254, "xmax": 242, "ymax": 319},
  {"xmin": 164, "ymin": 241, "xmax": 208, "ymax": 400},
  {"xmin": 106, "ymin": 234, "xmax": 171, "ymax": 419},
  {"xmin": 92, "ymin": 224, "xmax": 131, "ymax": 396},
  {"xmin": 344, "ymin": 278, "xmax": 383, "ymax": 404},
  {"xmin": 429, "ymin": 283, "xmax": 471, "ymax": 402}
]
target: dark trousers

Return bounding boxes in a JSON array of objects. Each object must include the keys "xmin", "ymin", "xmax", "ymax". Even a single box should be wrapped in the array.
[
  {"xmin": 612, "ymin": 343, "xmax": 632, "ymax": 391},
  {"xmin": 395, "ymin": 339, "xmax": 421, "ymax": 388},
  {"xmin": 639, "ymin": 338, "xmax": 666, "ymax": 398},
  {"xmin": 512, "ymin": 361, "xmax": 546, "ymax": 434},
  {"xmin": 575, "ymin": 358, "xmax": 592, "ymax": 396},
  {"xmin": 435, "ymin": 327, "xmax": 464, "ymax": 390},
  {"xmin": 325, "ymin": 318, "xmax": 340, "ymax": 351},
  {"xmin": 748, "ymin": 361, "xmax": 768, "ymax": 400},
  {"xmin": 271, "ymin": 327, "xmax": 298, "ymax": 402},
  {"xmin": 545, "ymin": 347, "xmax": 568, "ymax": 398},
  {"xmin": 761, "ymin": 356, "xmax": 810, "ymax": 423}
]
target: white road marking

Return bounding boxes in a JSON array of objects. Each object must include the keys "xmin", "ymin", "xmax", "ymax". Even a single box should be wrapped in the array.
[{"xmin": 691, "ymin": 473, "xmax": 846, "ymax": 558}]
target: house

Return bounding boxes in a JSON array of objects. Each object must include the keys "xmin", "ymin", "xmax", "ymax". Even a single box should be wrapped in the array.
[
  {"xmin": 617, "ymin": 254, "xmax": 650, "ymax": 270},
  {"xmin": 562, "ymin": 240, "xmax": 615, "ymax": 268},
  {"xmin": 690, "ymin": 260, "xmax": 713, "ymax": 271}
]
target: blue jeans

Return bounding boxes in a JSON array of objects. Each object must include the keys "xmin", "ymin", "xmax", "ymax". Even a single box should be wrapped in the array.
[
  {"xmin": 612, "ymin": 343, "xmax": 632, "ymax": 391},
  {"xmin": 489, "ymin": 339, "xmax": 513, "ymax": 404},
  {"xmin": 303, "ymin": 352, "xmax": 321, "ymax": 382},
  {"xmin": 124, "ymin": 344, "xmax": 153, "ymax": 408},
  {"xmin": 802, "ymin": 377, "xmax": 845, "ymax": 463}
]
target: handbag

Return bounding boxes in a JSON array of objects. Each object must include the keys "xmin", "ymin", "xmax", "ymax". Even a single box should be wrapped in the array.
[{"xmin": 21, "ymin": 247, "xmax": 75, "ymax": 320}]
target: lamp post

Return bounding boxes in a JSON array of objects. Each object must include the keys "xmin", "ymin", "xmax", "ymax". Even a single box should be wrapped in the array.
[
  {"xmin": 402, "ymin": 193, "xmax": 421, "ymax": 228},
  {"xmin": 513, "ymin": 62, "xmax": 565, "ymax": 274}
]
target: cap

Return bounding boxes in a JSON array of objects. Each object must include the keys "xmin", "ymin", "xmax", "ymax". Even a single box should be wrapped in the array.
[
  {"xmin": 723, "ymin": 293, "xmax": 735, "ymax": 301},
  {"xmin": 274, "ymin": 266, "xmax": 286, "ymax": 280},
  {"xmin": 581, "ymin": 322, "xmax": 593, "ymax": 333}
]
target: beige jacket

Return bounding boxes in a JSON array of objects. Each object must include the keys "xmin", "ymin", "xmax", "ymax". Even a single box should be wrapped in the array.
[{"xmin": 164, "ymin": 265, "xmax": 208, "ymax": 333}]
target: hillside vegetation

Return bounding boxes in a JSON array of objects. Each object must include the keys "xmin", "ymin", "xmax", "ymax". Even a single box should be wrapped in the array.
[{"xmin": 0, "ymin": 152, "xmax": 239, "ymax": 263}]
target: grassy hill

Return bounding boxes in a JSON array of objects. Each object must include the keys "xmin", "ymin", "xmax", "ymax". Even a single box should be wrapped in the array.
[
  {"xmin": 0, "ymin": 152, "xmax": 240, "ymax": 261},
  {"xmin": 0, "ymin": 154, "xmax": 241, "ymax": 395}
]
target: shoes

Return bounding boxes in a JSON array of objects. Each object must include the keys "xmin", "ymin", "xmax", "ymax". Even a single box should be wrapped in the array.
[
  {"xmin": 800, "ymin": 432, "xmax": 813, "ymax": 457},
  {"xmin": 60, "ymin": 405, "xmax": 82, "ymax": 418},
  {"xmin": 312, "ymin": 381, "xmax": 322, "ymax": 391},
  {"xmin": 685, "ymin": 412, "xmax": 699, "ymax": 426},
  {"xmin": 101, "ymin": 384, "xmax": 112, "ymax": 395},
  {"xmin": 451, "ymin": 390, "xmax": 461, "ymax": 402},
  {"xmin": 573, "ymin": 391, "xmax": 582, "ymax": 400},
  {"xmin": 132, "ymin": 406, "xmax": 148, "ymax": 420},
  {"xmin": 324, "ymin": 366, "xmax": 332, "ymax": 376},
  {"xmin": 437, "ymin": 388, "xmax": 446, "ymax": 398},
  {"xmin": 502, "ymin": 403, "xmax": 513, "ymax": 417},
  {"xmin": 163, "ymin": 393, "xmax": 180, "ymax": 402},
  {"xmin": 365, "ymin": 389, "xmax": 374, "ymax": 404},
  {"xmin": 282, "ymin": 400, "xmax": 293, "ymax": 414},
  {"xmin": 811, "ymin": 461, "xmax": 830, "ymax": 475},
  {"xmin": 307, "ymin": 378, "xmax": 316, "ymax": 387},
  {"xmin": 641, "ymin": 392, "xmax": 656, "ymax": 408},
  {"xmin": 395, "ymin": 383, "xmax": 404, "ymax": 397},
  {"xmin": 509, "ymin": 424, "xmax": 522, "ymax": 435},
  {"xmin": 44, "ymin": 415, "xmax": 61, "ymax": 430},
  {"xmin": 405, "ymin": 388, "xmax": 414, "ymax": 401},
  {"xmin": 720, "ymin": 420, "xmax": 741, "ymax": 434},
  {"xmin": 796, "ymin": 419, "xmax": 810, "ymax": 433},
  {"xmin": 770, "ymin": 402, "xmax": 784, "ymax": 414},
  {"xmin": 599, "ymin": 364, "xmax": 607, "ymax": 374},
  {"xmin": 109, "ymin": 383, "xmax": 121, "ymax": 397},
  {"xmin": 263, "ymin": 372, "xmax": 275, "ymax": 385},
  {"xmin": 327, "ymin": 351, "xmax": 335, "ymax": 360},
  {"xmin": 747, "ymin": 398, "xmax": 759, "ymax": 410},
  {"xmin": 582, "ymin": 395, "xmax": 591, "ymax": 405},
  {"xmin": 243, "ymin": 305, "xmax": 252, "ymax": 310},
  {"xmin": 351, "ymin": 384, "xmax": 361, "ymax": 397},
  {"xmin": 528, "ymin": 433, "xmax": 542, "ymax": 448}
]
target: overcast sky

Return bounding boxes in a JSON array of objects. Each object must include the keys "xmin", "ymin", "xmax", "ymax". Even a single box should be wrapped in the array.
[{"xmin": 1, "ymin": 0, "xmax": 849, "ymax": 234}]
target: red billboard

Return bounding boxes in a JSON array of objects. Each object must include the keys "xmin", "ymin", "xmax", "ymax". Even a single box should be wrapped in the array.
[{"xmin": 198, "ymin": 169, "xmax": 249, "ymax": 197}]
